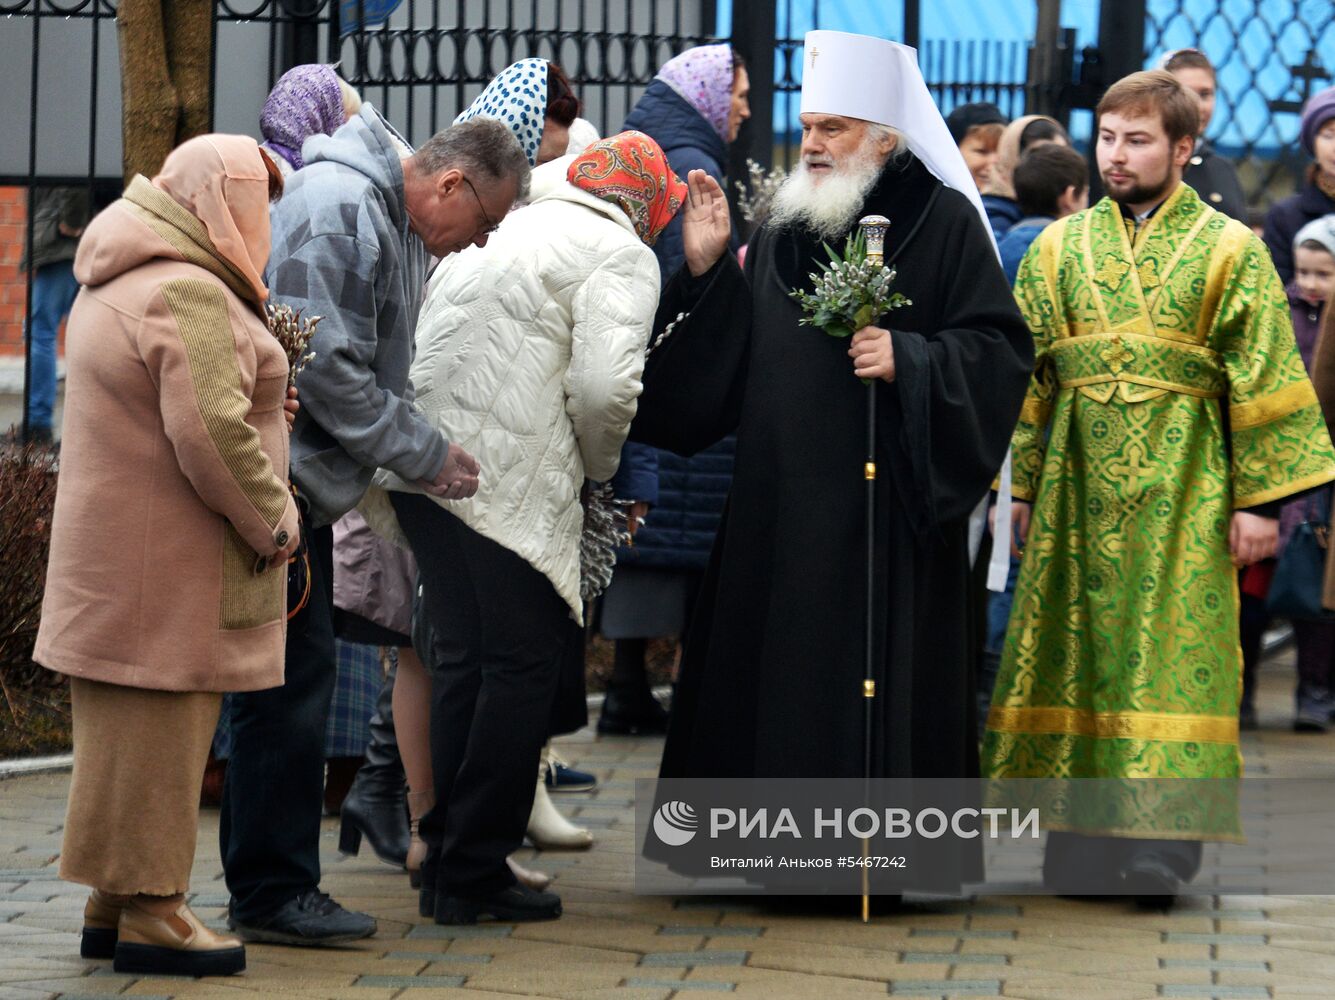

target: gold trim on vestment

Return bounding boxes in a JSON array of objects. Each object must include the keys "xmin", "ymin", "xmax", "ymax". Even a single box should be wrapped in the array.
[
  {"xmin": 986, "ymin": 705, "xmax": 1239, "ymax": 744},
  {"xmin": 1047, "ymin": 331, "xmax": 1225, "ymax": 398},
  {"xmin": 1197, "ymin": 221, "xmax": 1253, "ymax": 342},
  {"xmin": 1234, "ymin": 465, "xmax": 1335, "ymax": 509},
  {"xmin": 1050, "ymin": 330, "xmax": 1220, "ymax": 357},
  {"xmin": 1019, "ymin": 398, "xmax": 1051, "ymax": 426},
  {"xmin": 1036, "ymin": 216, "xmax": 1068, "ymax": 317},
  {"xmin": 1145, "ymin": 201, "xmax": 1216, "ymax": 315},
  {"xmin": 1057, "ymin": 373, "xmax": 1222, "ymax": 398},
  {"xmin": 1230, "ymin": 379, "xmax": 1320, "ymax": 430}
]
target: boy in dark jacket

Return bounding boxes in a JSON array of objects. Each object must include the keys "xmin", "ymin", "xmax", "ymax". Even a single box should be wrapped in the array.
[{"xmin": 995, "ymin": 143, "xmax": 1088, "ymax": 285}]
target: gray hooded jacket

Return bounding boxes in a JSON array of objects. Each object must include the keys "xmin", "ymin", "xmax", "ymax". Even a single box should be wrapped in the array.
[{"xmin": 270, "ymin": 105, "xmax": 446, "ymax": 527}]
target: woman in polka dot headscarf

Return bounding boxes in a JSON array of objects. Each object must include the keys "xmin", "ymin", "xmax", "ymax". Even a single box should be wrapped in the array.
[{"xmin": 454, "ymin": 58, "xmax": 581, "ymax": 167}]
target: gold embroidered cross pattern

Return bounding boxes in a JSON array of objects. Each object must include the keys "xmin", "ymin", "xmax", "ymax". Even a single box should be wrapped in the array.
[
  {"xmin": 1094, "ymin": 254, "xmax": 1131, "ymax": 291},
  {"xmin": 1109, "ymin": 442, "xmax": 1158, "ymax": 493},
  {"xmin": 1101, "ymin": 338, "xmax": 1136, "ymax": 375}
]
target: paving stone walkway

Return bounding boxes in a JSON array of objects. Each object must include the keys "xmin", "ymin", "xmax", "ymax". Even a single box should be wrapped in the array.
[{"xmin": 2, "ymin": 655, "xmax": 1335, "ymax": 1000}]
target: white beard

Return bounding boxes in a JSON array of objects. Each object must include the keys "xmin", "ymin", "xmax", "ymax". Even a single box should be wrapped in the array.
[{"xmin": 766, "ymin": 146, "xmax": 887, "ymax": 241}]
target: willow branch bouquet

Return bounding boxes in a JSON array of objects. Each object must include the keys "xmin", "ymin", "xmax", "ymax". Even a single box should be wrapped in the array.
[
  {"xmin": 579, "ymin": 482, "xmax": 633, "ymax": 604},
  {"xmin": 734, "ymin": 158, "xmax": 787, "ymax": 225},
  {"xmin": 789, "ymin": 231, "xmax": 910, "ymax": 339},
  {"xmin": 266, "ymin": 303, "xmax": 320, "ymax": 388}
]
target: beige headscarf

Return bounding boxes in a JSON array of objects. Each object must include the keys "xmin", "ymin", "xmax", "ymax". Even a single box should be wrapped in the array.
[
  {"xmin": 982, "ymin": 114, "xmax": 1066, "ymax": 200},
  {"xmin": 152, "ymin": 135, "xmax": 273, "ymax": 303}
]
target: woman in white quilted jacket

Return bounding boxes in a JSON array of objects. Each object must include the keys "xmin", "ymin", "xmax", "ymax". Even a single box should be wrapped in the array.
[{"xmin": 380, "ymin": 131, "xmax": 686, "ymax": 924}]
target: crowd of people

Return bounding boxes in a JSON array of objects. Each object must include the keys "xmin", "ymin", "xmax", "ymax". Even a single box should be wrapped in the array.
[{"xmin": 23, "ymin": 22, "xmax": 1335, "ymax": 980}]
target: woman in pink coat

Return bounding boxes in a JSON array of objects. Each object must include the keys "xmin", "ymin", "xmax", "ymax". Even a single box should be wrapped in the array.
[{"xmin": 33, "ymin": 134, "xmax": 297, "ymax": 977}]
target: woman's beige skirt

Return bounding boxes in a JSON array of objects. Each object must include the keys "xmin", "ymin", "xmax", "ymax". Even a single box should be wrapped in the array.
[{"xmin": 60, "ymin": 677, "xmax": 221, "ymax": 896}]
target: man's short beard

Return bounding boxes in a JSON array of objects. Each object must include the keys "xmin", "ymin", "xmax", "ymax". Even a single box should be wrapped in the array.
[
  {"xmin": 766, "ymin": 140, "xmax": 889, "ymax": 242},
  {"xmin": 1102, "ymin": 167, "xmax": 1175, "ymax": 209}
]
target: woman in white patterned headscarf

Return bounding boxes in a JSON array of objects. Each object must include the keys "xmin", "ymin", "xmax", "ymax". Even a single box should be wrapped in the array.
[{"xmin": 455, "ymin": 58, "xmax": 580, "ymax": 166}]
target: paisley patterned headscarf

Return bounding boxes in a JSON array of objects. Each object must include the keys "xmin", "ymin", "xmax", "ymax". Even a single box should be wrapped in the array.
[
  {"xmin": 567, "ymin": 131, "xmax": 687, "ymax": 246},
  {"xmin": 655, "ymin": 44, "xmax": 736, "ymax": 142},
  {"xmin": 455, "ymin": 58, "xmax": 549, "ymax": 167},
  {"xmin": 259, "ymin": 64, "xmax": 346, "ymax": 172}
]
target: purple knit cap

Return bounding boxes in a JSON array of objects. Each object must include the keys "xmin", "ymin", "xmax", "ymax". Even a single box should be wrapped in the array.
[
  {"xmin": 656, "ymin": 44, "xmax": 736, "ymax": 142},
  {"xmin": 259, "ymin": 64, "xmax": 346, "ymax": 172},
  {"xmin": 1301, "ymin": 86, "xmax": 1335, "ymax": 157}
]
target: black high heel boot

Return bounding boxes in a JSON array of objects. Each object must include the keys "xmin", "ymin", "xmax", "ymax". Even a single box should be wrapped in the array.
[
  {"xmin": 337, "ymin": 667, "xmax": 410, "ymax": 866},
  {"xmin": 418, "ymin": 846, "xmax": 440, "ymax": 919}
]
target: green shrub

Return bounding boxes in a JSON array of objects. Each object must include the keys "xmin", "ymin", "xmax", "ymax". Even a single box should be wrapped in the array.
[{"xmin": 0, "ymin": 443, "xmax": 67, "ymax": 757}]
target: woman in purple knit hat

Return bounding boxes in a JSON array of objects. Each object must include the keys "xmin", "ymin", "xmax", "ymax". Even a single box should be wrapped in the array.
[
  {"xmin": 1263, "ymin": 85, "xmax": 1335, "ymax": 284},
  {"xmin": 259, "ymin": 64, "xmax": 362, "ymax": 176}
]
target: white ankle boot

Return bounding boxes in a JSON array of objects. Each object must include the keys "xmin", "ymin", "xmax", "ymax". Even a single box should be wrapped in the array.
[{"xmin": 526, "ymin": 761, "xmax": 593, "ymax": 850}]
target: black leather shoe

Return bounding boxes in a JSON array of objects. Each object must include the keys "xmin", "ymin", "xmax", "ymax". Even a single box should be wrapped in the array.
[
  {"xmin": 1121, "ymin": 857, "xmax": 1180, "ymax": 910},
  {"xmin": 338, "ymin": 768, "xmax": 410, "ymax": 867},
  {"xmin": 597, "ymin": 687, "xmax": 669, "ymax": 736},
  {"xmin": 434, "ymin": 883, "xmax": 562, "ymax": 925},
  {"xmin": 227, "ymin": 891, "xmax": 376, "ymax": 946}
]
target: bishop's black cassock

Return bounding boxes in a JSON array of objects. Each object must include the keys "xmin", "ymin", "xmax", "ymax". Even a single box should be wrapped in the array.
[{"xmin": 632, "ymin": 152, "xmax": 1033, "ymax": 890}]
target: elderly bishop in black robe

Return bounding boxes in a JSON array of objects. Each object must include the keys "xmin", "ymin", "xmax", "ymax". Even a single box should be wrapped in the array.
[{"xmin": 630, "ymin": 31, "xmax": 1033, "ymax": 892}]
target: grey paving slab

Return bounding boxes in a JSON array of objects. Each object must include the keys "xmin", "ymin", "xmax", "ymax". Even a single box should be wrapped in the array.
[
  {"xmin": 624, "ymin": 979, "xmax": 736, "ymax": 991},
  {"xmin": 888, "ymin": 981, "xmax": 1001, "ymax": 996},
  {"xmin": 354, "ymin": 973, "xmax": 468, "ymax": 987}
]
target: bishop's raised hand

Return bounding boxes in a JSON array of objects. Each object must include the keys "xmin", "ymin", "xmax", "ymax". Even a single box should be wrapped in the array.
[{"xmin": 682, "ymin": 169, "xmax": 731, "ymax": 277}]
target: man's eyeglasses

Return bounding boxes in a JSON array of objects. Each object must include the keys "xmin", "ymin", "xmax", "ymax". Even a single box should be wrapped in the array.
[{"xmin": 462, "ymin": 175, "xmax": 500, "ymax": 237}]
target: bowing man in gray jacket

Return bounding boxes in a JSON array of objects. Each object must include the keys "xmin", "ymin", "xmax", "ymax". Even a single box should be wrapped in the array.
[{"xmin": 221, "ymin": 107, "xmax": 529, "ymax": 947}]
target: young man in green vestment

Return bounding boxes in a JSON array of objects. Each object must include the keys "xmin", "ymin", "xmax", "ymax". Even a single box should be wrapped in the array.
[{"xmin": 982, "ymin": 70, "xmax": 1335, "ymax": 904}]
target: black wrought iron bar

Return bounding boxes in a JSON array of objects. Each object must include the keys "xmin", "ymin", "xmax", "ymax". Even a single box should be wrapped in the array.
[{"xmin": 21, "ymin": 4, "xmax": 40, "ymax": 439}]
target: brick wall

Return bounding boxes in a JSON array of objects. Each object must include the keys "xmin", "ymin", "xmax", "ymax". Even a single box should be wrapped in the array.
[{"xmin": 0, "ymin": 188, "xmax": 35, "ymax": 358}]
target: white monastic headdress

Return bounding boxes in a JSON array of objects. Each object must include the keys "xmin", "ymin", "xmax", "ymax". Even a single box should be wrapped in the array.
[{"xmin": 799, "ymin": 30, "xmax": 995, "ymax": 248}]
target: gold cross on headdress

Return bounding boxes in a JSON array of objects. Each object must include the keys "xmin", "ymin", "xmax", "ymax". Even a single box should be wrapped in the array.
[{"xmin": 809, "ymin": 46, "xmax": 820, "ymax": 68}]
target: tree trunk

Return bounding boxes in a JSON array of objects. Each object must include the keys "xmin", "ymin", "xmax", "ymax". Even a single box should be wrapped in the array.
[{"xmin": 117, "ymin": 0, "xmax": 213, "ymax": 186}]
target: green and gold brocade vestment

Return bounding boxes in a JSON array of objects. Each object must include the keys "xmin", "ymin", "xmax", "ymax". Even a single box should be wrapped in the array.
[{"xmin": 981, "ymin": 184, "xmax": 1335, "ymax": 837}]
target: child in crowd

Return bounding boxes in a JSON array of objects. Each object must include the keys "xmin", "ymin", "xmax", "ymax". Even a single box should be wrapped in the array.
[
  {"xmin": 996, "ymin": 143, "xmax": 1089, "ymax": 284},
  {"xmin": 1281, "ymin": 216, "xmax": 1335, "ymax": 731}
]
